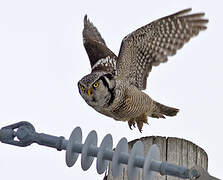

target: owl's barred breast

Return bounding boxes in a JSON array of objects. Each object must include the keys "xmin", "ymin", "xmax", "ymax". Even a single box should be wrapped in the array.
[{"xmin": 101, "ymin": 80, "xmax": 155, "ymax": 121}]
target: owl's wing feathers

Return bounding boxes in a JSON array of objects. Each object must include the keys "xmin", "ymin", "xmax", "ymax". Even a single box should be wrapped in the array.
[
  {"xmin": 83, "ymin": 15, "xmax": 118, "ymax": 75},
  {"xmin": 83, "ymin": 15, "xmax": 106, "ymax": 46},
  {"xmin": 116, "ymin": 8, "xmax": 208, "ymax": 90}
]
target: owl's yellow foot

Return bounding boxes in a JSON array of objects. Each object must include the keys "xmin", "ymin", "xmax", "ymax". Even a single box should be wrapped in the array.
[{"xmin": 128, "ymin": 119, "xmax": 136, "ymax": 130}]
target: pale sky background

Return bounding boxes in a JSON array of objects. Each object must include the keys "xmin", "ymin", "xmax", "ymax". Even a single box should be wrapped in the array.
[{"xmin": 0, "ymin": 0, "xmax": 222, "ymax": 179}]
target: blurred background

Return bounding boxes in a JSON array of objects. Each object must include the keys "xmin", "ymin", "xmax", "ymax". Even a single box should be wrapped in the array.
[{"xmin": 0, "ymin": 0, "xmax": 222, "ymax": 179}]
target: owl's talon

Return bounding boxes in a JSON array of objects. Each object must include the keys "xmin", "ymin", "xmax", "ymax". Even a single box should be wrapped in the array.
[
  {"xmin": 129, "ymin": 124, "xmax": 135, "ymax": 130},
  {"xmin": 136, "ymin": 121, "xmax": 143, "ymax": 133},
  {"xmin": 128, "ymin": 120, "xmax": 136, "ymax": 130}
]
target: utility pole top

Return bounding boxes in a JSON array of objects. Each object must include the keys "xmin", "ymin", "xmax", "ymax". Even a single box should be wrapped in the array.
[{"xmin": 107, "ymin": 136, "xmax": 208, "ymax": 180}]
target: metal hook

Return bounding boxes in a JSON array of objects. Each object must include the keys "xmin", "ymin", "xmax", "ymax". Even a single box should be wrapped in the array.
[{"xmin": 0, "ymin": 121, "xmax": 35, "ymax": 147}]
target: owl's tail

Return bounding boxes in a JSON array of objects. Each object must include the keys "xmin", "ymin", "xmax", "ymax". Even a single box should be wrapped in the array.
[{"xmin": 152, "ymin": 101, "xmax": 179, "ymax": 118}]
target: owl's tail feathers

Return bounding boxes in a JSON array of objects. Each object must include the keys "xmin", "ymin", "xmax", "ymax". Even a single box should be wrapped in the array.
[{"xmin": 152, "ymin": 102, "xmax": 179, "ymax": 118}]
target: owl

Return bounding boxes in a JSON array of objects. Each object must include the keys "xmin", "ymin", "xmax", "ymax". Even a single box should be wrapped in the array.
[{"xmin": 78, "ymin": 8, "xmax": 208, "ymax": 132}]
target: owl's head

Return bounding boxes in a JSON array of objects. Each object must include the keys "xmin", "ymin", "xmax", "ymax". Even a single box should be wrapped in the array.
[{"xmin": 78, "ymin": 72, "xmax": 116, "ymax": 108}]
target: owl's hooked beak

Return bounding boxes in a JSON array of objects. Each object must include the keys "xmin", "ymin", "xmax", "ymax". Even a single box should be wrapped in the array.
[{"xmin": 87, "ymin": 89, "xmax": 91, "ymax": 96}]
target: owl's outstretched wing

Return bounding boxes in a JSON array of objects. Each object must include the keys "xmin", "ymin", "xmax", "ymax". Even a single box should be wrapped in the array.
[
  {"xmin": 116, "ymin": 8, "xmax": 208, "ymax": 90},
  {"xmin": 83, "ymin": 15, "xmax": 118, "ymax": 75}
]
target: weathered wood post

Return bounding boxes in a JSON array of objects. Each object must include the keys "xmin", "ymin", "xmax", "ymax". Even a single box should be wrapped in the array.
[{"xmin": 106, "ymin": 136, "xmax": 208, "ymax": 180}]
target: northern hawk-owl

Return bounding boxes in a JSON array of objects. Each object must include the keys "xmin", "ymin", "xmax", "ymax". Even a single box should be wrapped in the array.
[{"xmin": 78, "ymin": 8, "xmax": 208, "ymax": 132}]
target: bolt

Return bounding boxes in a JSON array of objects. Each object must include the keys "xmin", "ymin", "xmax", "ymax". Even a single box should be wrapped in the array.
[{"xmin": 190, "ymin": 168, "xmax": 200, "ymax": 179}]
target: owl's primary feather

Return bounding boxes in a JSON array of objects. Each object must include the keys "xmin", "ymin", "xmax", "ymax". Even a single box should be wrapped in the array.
[{"xmin": 79, "ymin": 9, "xmax": 208, "ymax": 132}]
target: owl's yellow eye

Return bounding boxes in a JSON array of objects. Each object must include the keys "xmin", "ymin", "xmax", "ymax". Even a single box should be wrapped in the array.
[
  {"xmin": 81, "ymin": 86, "xmax": 85, "ymax": 91},
  {"xmin": 93, "ymin": 82, "xmax": 100, "ymax": 88}
]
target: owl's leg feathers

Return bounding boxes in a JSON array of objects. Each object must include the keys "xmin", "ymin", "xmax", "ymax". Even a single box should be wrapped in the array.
[
  {"xmin": 133, "ymin": 114, "xmax": 148, "ymax": 133},
  {"xmin": 128, "ymin": 115, "xmax": 147, "ymax": 132}
]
